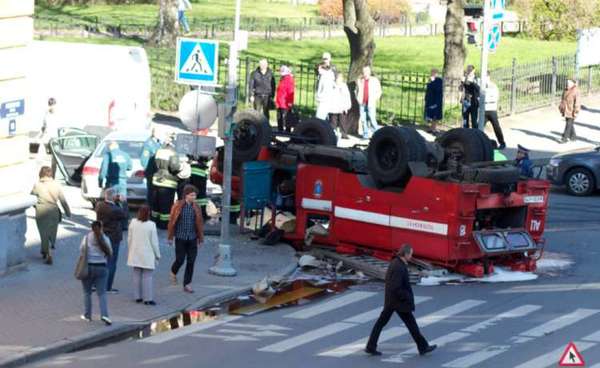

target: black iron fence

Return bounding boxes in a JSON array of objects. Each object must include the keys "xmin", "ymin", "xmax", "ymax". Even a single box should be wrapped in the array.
[{"xmin": 148, "ymin": 48, "xmax": 600, "ymax": 125}]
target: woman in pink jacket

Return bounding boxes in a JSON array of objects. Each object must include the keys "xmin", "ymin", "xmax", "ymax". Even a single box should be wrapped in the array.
[{"xmin": 275, "ymin": 65, "xmax": 295, "ymax": 132}]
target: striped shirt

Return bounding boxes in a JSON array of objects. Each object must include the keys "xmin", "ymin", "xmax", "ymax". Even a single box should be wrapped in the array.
[{"xmin": 175, "ymin": 202, "xmax": 197, "ymax": 240}]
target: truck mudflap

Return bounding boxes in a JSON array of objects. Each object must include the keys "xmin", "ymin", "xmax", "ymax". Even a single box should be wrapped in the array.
[{"xmin": 472, "ymin": 229, "xmax": 540, "ymax": 255}]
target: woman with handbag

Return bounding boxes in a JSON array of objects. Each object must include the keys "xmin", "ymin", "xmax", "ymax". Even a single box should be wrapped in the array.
[
  {"xmin": 127, "ymin": 205, "xmax": 160, "ymax": 305},
  {"xmin": 77, "ymin": 221, "xmax": 113, "ymax": 325},
  {"xmin": 31, "ymin": 166, "xmax": 71, "ymax": 265}
]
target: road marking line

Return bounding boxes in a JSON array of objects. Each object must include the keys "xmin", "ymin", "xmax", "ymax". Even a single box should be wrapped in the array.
[
  {"xmin": 319, "ymin": 299, "xmax": 486, "ymax": 358},
  {"xmin": 441, "ymin": 310, "xmax": 599, "ymax": 368},
  {"xmin": 513, "ymin": 341, "xmax": 595, "ymax": 368},
  {"xmin": 344, "ymin": 297, "xmax": 432, "ymax": 324},
  {"xmin": 284, "ymin": 291, "xmax": 376, "ymax": 320},
  {"xmin": 517, "ymin": 309, "xmax": 600, "ymax": 338},
  {"xmin": 497, "ymin": 283, "xmax": 600, "ymax": 294},
  {"xmin": 258, "ymin": 322, "xmax": 356, "ymax": 353},
  {"xmin": 142, "ymin": 315, "xmax": 242, "ymax": 344},
  {"xmin": 384, "ymin": 305, "xmax": 541, "ymax": 363}
]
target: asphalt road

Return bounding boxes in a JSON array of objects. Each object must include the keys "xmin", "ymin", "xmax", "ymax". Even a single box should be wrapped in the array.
[{"xmin": 25, "ymin": 190, "xmax": 600, "ymax": 368}]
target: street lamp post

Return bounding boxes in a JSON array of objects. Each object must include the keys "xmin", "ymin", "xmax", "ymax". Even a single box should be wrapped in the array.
[{"xmin": 209, "ymin": 0, "xmax": 242, "ymax": 276}]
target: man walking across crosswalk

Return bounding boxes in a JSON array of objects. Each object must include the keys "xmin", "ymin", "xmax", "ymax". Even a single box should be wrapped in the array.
[{"xmin": 365, "ymin": 244, "xmax": 437, "ymax": 356}]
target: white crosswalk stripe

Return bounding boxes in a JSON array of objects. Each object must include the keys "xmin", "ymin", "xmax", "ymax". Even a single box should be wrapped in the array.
[
  {"xmin": 284, "ymin": 291, "xmax": 377, "ymax": 320},
  {"xmin": 442, "ymin": 308, "xmax": 600, "ymax": 368},
  {"xmin": 259, "ymin": 296, "xmax": 431, "ymax": 353},
  {"xmin": 319, "ymin": 299, "xmax": 486, "ymax": 358},
  {"xmin": 383, "ymin": 304, "xmax": 541, "ymax": 363}
]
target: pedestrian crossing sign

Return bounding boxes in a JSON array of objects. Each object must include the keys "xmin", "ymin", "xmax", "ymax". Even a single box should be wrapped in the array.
[
  {"xmin": 175, "ymin": 38, "xmax": 219, "ymax": 86},
  {"xmin": 558, "ymin": 342, "xmax": 585, "ymax": 366}
]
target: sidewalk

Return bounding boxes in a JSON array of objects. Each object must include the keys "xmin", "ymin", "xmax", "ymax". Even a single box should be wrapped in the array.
[{"xmin": 0, "ymin": 186, "xmax": 297, "ymax": 367}]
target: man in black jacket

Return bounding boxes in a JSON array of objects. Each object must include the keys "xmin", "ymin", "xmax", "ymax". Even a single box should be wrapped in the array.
[
  {"xmin": 249, "ymin": 59, "xmax": 275, "ymax": 120},
  {"xmin": 95, "ymin": 188, "xmax": 128, "ymax": 294},
  {"xmin": 365, "ymin": 244, "xmax": 436, "ymax": 356}
]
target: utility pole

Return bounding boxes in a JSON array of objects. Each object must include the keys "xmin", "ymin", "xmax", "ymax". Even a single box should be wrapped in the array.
[
  {"xmin": 478, "ymin": 0, "xmax": 491, "ymax": 131},
  {"xmin": 210, "ymin": 0, "xmax": 241, "ymax": 277}
]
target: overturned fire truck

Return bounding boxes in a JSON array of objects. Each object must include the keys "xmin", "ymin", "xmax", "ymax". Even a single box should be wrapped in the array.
[{"xmin": 210, "ymin": 110, "xmax": 549, "ymax": 277}]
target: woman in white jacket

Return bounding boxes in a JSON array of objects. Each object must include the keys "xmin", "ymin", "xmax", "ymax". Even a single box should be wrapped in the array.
[
  {"xmin": 329, "ymin": 74, "xmax": 352, "ymax": 139},
  {"xmin": 127, "ymin": 205, "xmax": 160, "ymax": 305},
  {"xmin": 315, "ymin": 66, "xmax": 337, "ymax": 120}
]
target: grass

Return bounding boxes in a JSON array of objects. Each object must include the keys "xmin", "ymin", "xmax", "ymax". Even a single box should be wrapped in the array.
[
  {"xmin": 246, "ymin": 35, "xmax": 577, "ymax": 73},
  {"xmin": 35, "ymin": 1, "xmax": 320, "ymax": 28}
]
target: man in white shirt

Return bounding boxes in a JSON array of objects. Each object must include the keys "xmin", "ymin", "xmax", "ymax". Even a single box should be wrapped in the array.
[{"xmin": 484, "ymin": 77, "xmax": 506, "ymax": 150}]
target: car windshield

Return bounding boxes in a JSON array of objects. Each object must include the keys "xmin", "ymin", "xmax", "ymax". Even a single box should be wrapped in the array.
[{"xmin": 95, "ymin": 140, "xmax": 144, "ymax": 159}]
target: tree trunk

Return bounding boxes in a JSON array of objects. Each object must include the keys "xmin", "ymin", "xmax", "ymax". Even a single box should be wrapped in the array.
[
  {"xmin": 442, "ymin": 0, "xmax": 466, "ymax": 106},
  {"xmin": 343, "ymin": 0, "xmax": 376, "ymax": 133},
  {"xmin": 149, "ymin": 0, "xmax": 179, "ymax": 47}
]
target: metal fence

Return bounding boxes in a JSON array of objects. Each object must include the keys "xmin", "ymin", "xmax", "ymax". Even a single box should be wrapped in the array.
[{"xmin": 147, "ymin": 48, "xmax": 600, "ymax": 124}]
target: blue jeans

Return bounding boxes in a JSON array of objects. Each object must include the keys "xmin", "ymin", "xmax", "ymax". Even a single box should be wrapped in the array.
[
  {"xmin": 106, "ymin": 240, "xmax": 120, "ymax": 291},
  {"xmin": 178, "ymin": 10, "xmax": 190, "ymax": 33},
  {"xmin": 360, "ymin": 104, "xmax": 379, "ymax": 138},
  {"xmin": 82, "ymin": 264, "xmax": 109, "ymax": 318}
]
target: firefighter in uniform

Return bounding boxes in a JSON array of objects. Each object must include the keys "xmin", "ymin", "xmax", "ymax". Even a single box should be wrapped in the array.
[
  {"xmin": 141, "ymin": 130, "xmax": 160, "ymax": 205},
  {"xmin": 152, "ymin": 139, "xmax": 181, "ymax": 229},
  {"xmin": 189, "ymin": 156, "xmax": 210, "ymax": 221}
]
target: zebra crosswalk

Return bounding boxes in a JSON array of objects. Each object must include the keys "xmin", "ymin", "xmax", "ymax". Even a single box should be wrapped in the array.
[{"xmin": 139, "ymin": 290, "xmax": 600, "ymax": 367}]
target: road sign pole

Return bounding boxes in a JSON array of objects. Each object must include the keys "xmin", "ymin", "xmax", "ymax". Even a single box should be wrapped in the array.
[
  {"xmin": 478, "ymin": 0, "xmax": 491, "ymax": 131},
  {"xmin": 210, "ymin": 0, "xmax": 241, "ymax": 277}
]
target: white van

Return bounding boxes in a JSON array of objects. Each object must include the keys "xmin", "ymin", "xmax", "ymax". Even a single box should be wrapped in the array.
[{"xmin": 29, "ymin": 40, "xmax": 152, "ymax": 136}]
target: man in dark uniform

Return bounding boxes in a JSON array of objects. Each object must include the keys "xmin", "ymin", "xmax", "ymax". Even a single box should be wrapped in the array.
[
  {"xmin": 366, "ymin": 244, "xmax": 437, "ymax": 356},
  {"xmin": 515, "ymin": 144, "xmax": 533, "ymax": 178},
  {"xmin": 189, "ymin": 156, "xmax": 210, "ymax": 221},
  {"xmin": 141, "ymin": 129, "xmax": 161, "ymax": 205},
  {"xmin": 152, "ymin": 137, "xmax": 181, "ymax": 229}
]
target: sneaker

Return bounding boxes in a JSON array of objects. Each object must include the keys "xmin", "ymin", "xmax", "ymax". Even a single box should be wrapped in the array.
[
  {"xmin": 101, "ymin": 316, "xmax": 112, "ymax": 326},
  {"xmin": 419, "ymin": 344, "xmax": 437, "ymax": 356},
  {"xmin": 144, "ymin": 301, "xmax": 157, "ymax": 306},
  {"xmin": 80, "ymin": 315, "xmax": 92, "ymax": 322},
  {"xmin": 107, "ymin": 289, "xmax": 119, "ymax": 294},
  {"xmin": 365, "ymin": 347, "xmax": 382, "ymax": 356},
  {"xmin": 135, "ymin": 299, "xmax": 143, "ymax": 303},
  {"xmin": 498, "ymin": 143, "xmax": 506, "ymax": 150},
  {"xmin": 183, "ymin": 285, "xmax": 194, "ymax": 293}
]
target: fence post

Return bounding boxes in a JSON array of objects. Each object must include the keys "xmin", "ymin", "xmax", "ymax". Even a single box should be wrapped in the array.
[
  {"xmin": 211, "ymin": 24, "xmax": 216, "ymax": 38},
  {"xmin": 588, "ymin": 67, "xmax": 593, "ymax": 95},
  {"xmin": 510, "ymin": 58, "xmax": 517, "ymax": 115},
  {"xmin": 551, "ymin": 56, "xmax": 558, "ymax": 98}
]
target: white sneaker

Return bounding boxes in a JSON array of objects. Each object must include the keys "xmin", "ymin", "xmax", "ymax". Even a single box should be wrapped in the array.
[
  {"xmin": 101, "ymin": 316, "xmax": 112, "ymax": 326},
  {"xmin": 80, "ymin": 315, "xmax": 92, "ymax": 322}
]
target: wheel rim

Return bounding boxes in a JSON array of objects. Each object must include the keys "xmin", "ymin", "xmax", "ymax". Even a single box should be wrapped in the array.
[
  {"xmin": 376, "ymin": 140, "xmax": 399, "ymax": 171},
  {"xmin": 569, "ymin": 172, "xmax": 590, "ymax": 194}
]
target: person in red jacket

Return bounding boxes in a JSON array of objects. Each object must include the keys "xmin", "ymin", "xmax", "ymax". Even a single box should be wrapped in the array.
[{"xmin": 275, "ymin": 65, "xmax": 295, "ymax": 132}]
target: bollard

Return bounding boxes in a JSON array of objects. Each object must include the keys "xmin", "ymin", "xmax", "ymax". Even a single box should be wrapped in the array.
[{"xmin": 209, "ymin": 243, "xmax": 237, "ymax": 276}]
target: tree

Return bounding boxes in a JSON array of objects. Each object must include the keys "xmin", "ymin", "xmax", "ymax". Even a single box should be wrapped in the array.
[
  {"xmin": 149, "ymin": 0, "xmax": 179, "ymax": 46},
  {"xmin": 442, "ymin": 0, "xmax": 466, "ymax": 104},
  {"xmin": 343, "ymin": 0, "xmax": 376, "ymax": 82}
]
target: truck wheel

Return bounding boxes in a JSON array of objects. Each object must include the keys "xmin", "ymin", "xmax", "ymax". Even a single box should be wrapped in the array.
[
  {"xmin": 233, "ymin": 110, "xmax": 272, "ymax": 163},
  {"xmin": 292, "ymin": 118, "xmax": 337, "ymax": 146},
  {"xmin": 566, "ymin": 168, "xmax": 595, "ymax": 196},
  {"xmin": 367, "ymin": 126, "xmax": 412, "ymax": 186},
  {"xmin": 404, "ymin": 127, "xmax": 427, "ymax": 162},
  {"xmin": 438, "ymin": 128, "xmax": 486, "ymax": 163},
  {"xmin": 471, "ymin": 129, "xmax": 494, "ymax": 162},
  {"xmin": 472, "ymin": 166, "xmax": 521, "ymax": 184}
]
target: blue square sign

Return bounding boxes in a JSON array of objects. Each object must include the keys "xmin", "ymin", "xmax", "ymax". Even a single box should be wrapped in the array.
[{"xmin": 175, "ymin": 38, "xmax": 219, "ymax": 86}]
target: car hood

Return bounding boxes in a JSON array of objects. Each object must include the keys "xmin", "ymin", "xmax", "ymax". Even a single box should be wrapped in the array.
[{"xmin": 552, "ymin": 146, "xmax": 600, "ymax": 160}]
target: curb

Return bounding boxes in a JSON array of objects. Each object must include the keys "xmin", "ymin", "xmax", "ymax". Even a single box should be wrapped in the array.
[{"xmin": 0, "ymin": 259, "xmax": 298, "ymax": 368}]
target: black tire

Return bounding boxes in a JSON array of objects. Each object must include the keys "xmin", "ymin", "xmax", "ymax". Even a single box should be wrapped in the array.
[
  {"xmin": 292, "ymin": 117, "xmax": 337, "ymax": 146},
  {"xmin": 367, "ymin": 126, "xmax": 412, "ymax": 186},
  {"xmin": 472, "ymin": 166, "xmax": 521, "ymax": 184},
  {"xmin": 471, "ymin": 129, "xmax": 494, "ymax": 162},
  {"xmin": 438, "ymin": 128, "xmax": 486, "ymax": 163},
  {"xmin": 565, "ymin": 167, "xmax": 596, "ymax": 196},
  {"xmin": 232, "ymin": 109, "xmax": 272, "ymax": 163}
]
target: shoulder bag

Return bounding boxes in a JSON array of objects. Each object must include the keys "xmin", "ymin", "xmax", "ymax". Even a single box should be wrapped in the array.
[{"xmin": 74, "ymin": 236, "xmax": 89, "ymax": 280}]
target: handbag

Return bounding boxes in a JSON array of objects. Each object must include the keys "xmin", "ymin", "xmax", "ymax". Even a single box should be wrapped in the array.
[{"xmin": 74, "ymin": 236, "xmax": 89, "ymax": 280}]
